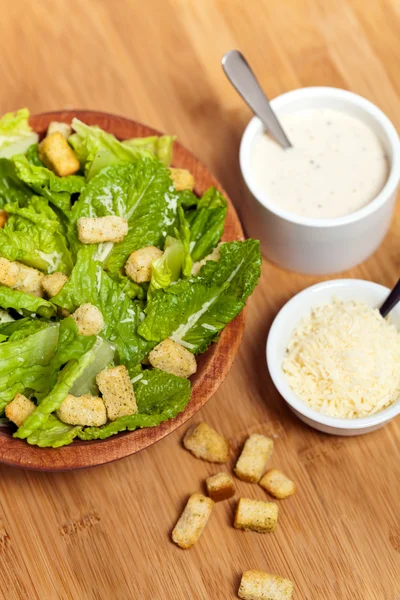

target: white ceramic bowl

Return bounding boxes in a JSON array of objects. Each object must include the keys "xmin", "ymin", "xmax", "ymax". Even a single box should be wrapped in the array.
[
  {"xmin": 240, "ymin": 87, "xmax": 400, "ymax": 275},
  {"xmin": 267, "ymin": 279, "xmax": 400, "ymax": 435}
]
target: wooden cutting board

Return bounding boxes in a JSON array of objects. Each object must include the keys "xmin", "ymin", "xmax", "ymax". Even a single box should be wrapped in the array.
[{"xmin": 0, "ymin": 1, "xmax": 399, "ymax": 598}]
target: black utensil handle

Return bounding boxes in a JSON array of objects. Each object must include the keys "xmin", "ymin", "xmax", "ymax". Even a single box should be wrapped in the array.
[{"xmin": 379, "ymin": 278, "xmax": 400, "ymax": 318}]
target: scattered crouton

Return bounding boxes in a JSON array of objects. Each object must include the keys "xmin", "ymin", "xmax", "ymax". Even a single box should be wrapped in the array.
[
  {"xmin": 234, "ymin": 498, "xmax": 278, "ymax": 533},
  {"xmin": 183, "ymin": 422, "xmax": 230, "ymax": 463},
  {"xmin": 0, "ymin": 210, "xmax": 8, "ymax": 228},
  {"xmin": 0, "ymin": 257, "xmax": 44, "ymax": 297},
  {"xmin": 206, "ymin": 472, "xmax": 235, "ymax": 502},
  {"xmin": 172, "ymin": 493, "xmax": 214, "ymax": 549},
  {"xmin": 47, "ymin": 121, "xmax": 72, "ymax": 139},
  {"xmin": 38, "ymin": 131, "xmax": 80, "ymax": 176},
  {"xmin": 42, "ymin": 272, "xmax": 68, "ymax": 297},
  {"xmin": 96, "ymin": 365, "xmax": 137, "ymax": 421},
  {"xmin": 149, "ymin": 338, "xmax": 197, "ymax": 378},
  {"xmin": 5, "ymin": 393, "xmax": 36, "ymax": 427},
  {"xmin": 259, "ymin": 469, "xmax": 296, "ymax": 500},
  {"xmin": 16, "ymin": 264, "xmax": 44, "ymax": 297},
  {"xmin": 235, "ymin": 434, "xmax": 274, "ymax": 483},
  {"xmin": 125, "ymin": 246, "xmax": 163, "ymax": 283},
  {"xmin": 56, "ymin": 394, "xmax": 107, "ymax": 426},
  {"xmin": 72, "ymin": 303, "xmax": 104, "ymax": 336},
  {"xmin": 191, "ymin": 244, "xmax": 221, "ymax": 276},
  {"xmin": 77, "ymin": 216, "xmax": 128, "ymax": 244},
  {"xmin": 169, "ymin": 168, "xmax": 195, "ymax": 192},
  {"xmin": 0, "ymin": 257, "xmax": 20, "ymax": 289},
  {"xmin": 238, "ymin": 570, "xmax": 294, "ymax": 600}
]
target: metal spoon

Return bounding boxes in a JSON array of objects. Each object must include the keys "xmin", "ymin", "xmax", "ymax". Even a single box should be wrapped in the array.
[
  {"xmin": 379, "ymin": 278, "xmax": 400, "ymax": 318},
  {"xmin": 222, "ymin": 49, "xmax": 292, "ymax": 149}
]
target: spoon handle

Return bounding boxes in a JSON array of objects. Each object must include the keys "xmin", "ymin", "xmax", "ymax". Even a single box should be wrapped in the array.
[
  {"xmin": 379, "ymin": 278, "xmax": 400, "ymax": 318},
  {"xmin": 222, "ymin": 49, "xmax": 292, "ymax": 149}
]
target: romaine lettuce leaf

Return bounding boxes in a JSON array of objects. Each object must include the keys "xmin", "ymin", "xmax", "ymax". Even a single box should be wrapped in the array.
[
  {"xmin": 0, "ymin": 109, "xmax": 39, "ymax": 158},
  {"xmin": 108, "ymin": 270, "xmax": 145, "ymax": 300},
  {"xmin": 68, "ymin": 159, "xmax": 178, "ymax": 273},
  {"xmin": 0, "ymin": 197, "xmax": 73, "ymax": 274},
  {"xmin": 149, "ymin": 236, "xmax": 185, "ymax": 296},
  {"xmin": 14, "ymin": 340, "xmax": 101, "ymax": 439},
  {"xmin": 25, "ymin": 414, "xmax": 82, "ymax": 448},
  {"xmin": 26, "ymin": 144, "xmax": 45, "ymax": 167},
  {"xmin": 13, "ymin": 155, "xmax": 85, "ymax": 214},
  {"xmin": 178, "ymin": 189, "xmax": 198, "ymax": 209},
  {"xmin": 48, "ymin": 317, "xmax": 96, "ymax": 378},
  {"xmin": 0, "ymin": 109, "xmax": 32, "ymax": 135},
  {"xmin": 69, "ymin": 118, "xmax": 154, "ymax": 179},
  {"xmin": 174, "ymin": 205, "xmax": 192, "ymax": 277},
  {"xmin": 0, "ymin": 323, "xmax": 59, "ymax": 412},
  {"xmin": 92, "ymin": 243, "xmax": 145, "ymax": 300},
  {"xmin": 36, "ymin": 318, "xmax": 105, "ymax": 401},
  {"xmin": 138, "ymin": 240, "xmax": 261, "ymax": 353},
  {"xmin": 78, "ymin": 368, "xmax": 191, "ymax": 440},
  {"xmin": 51, "ymin": 247, "xmax": 153, "ymax": 369},
  {"xmin": 0, "ymin": 309, "xmax": 14, "ymax": 323},
  {"xmin": 0, "ymin": 158, "xmax": 32, "ymax": 208},
  {"xmin": 186, "ymin": 187, "xmax": 227, "ymax": 261},
  {"xmin": 0, "ymin": 285, "xmax": 56, "ymax": 318},
  {"xmin": 123, "ymin": 134, "xmax": 175, "ymax": 166},
  {"xmin": 0, "ymin": 317, "xmax": 49, "ymax": 342},
  {"xmin": 69, "ymin": 337, "xmax": 114, "ymax": 396}
]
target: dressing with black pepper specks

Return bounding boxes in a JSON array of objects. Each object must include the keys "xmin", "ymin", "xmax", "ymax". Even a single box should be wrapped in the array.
[{"xmin": 251, "ymin": 108, "xmax": 388, "ymax": 218}]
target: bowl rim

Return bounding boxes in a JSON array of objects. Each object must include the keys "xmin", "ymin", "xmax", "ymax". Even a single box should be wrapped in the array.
[
  {"xmin": 240, "ymin": 86, "xmax": 400, "ymax": 228},
  {"xmin": 266, "ymin": 278, "xmax": 400, "ymax": 431},
  {"xmin": 0, "ymin": 109, "xmax": 246, "ymax": 470}
]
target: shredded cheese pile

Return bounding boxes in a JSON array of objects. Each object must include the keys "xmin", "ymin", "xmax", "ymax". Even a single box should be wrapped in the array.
[{"xmin": 282, "ymin": 298, "xmax": 400, "ymax": 418}]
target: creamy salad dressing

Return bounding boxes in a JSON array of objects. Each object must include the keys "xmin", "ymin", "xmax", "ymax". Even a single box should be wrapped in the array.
[{"xmin": 251, "ymin": 108, "xmax": 389, "ymax": 218}]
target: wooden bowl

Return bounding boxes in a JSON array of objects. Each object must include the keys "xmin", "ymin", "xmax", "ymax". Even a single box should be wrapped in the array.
[{"xmin": 0, "ymin": 111, "xmax": 245, "ymax": 471}]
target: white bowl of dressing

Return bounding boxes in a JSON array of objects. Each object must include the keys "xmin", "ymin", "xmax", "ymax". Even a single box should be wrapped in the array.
[
  {"xmin": 240, "ymin": 87, "xmax": 400, "ymax": 275},
  {"xmin": 267, "ymin": 279, "xmax": 400, "ymax": 435}
]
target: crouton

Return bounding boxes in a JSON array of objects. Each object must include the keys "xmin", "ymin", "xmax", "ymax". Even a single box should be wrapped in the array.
[
  {"xmin": 72, "ymin": 303, "xmax": 104, "ymax": 336},
  {"xmin": 125, "ymin": 246, "xmax": 163, "ymax": 283},
  {"xmin": 235, "ymin": 434, "xmax": 274, "ymax": 483},
  {"xmin": 96, "ymin": 365, "xmax": 137, "ymax": 421},
  {"xmin": 0, "ymin": 257, "xmax": 20, "ymax": 289},
  {"xmin": 172, "ymin": 493, "xmax": 214, "ymax": 549},
  {"xmin": 234, "ymin": 498, "xmax": 278, "ymax": 533},
  {"xmin": 259, "ymin": 469, "xmax": 296, "ymax": 500},
  {"xmin": 0, "ymin": 210, "xmax": 8, "ymax": 228},
  {"xmin": 38, "ymin": 131, "xmax": 80, "ymax": 176},
  {"xmin": 56, "ymin": 394, "xmax": 107, "ymax": 426},
  {"xmin": 169, "ymin": 168, "xmax": 195, "ymax": 192},
  {"xmin": 47, "ymin": 121, "xmax": 72, "ymax": 139},
  {"xmin": 183, "ymin": 422, "xmax": 230, "ymax": 463},
  {"xmin": 42, "ymin": 272, "xmax": 68, "ymax": 297},
  {"xmin": 206, "ymin": 472, "xmax": 235, "ymax": 502},
  {"xmin": 238, "ymin": 571, "xmax": 294, "ymax": 600},
  {"xmin": 191, "ymin": 244, "xmax": 221, "ymax": 276},
  {"xmin": 149, "ymin": 338, "xmax": 197, "ymax": 378},
  {"xmin": 77, "ymin": 216, "xmax": 128, "ymax": 244},
  {"xmin": 0, "ymin": 257, "xmax": 44, "ymax": 297},
  {"xmin": 5, "ymin": 393, "xmax": 36, "ymax": 427}
]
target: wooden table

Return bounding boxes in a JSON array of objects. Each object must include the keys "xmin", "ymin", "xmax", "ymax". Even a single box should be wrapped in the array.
[{"xmin": 0, "ymin": 1, "xmax": 399, "ymax": 598}]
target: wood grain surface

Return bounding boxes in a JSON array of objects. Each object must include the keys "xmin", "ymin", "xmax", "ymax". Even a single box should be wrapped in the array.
[
  {"xmin": 0, "ymin": 1, "xmax": 399, "ymax": 598},
  {"xmin": 0, "ymin": 110, "xmax": 245, "ymax": 470}
]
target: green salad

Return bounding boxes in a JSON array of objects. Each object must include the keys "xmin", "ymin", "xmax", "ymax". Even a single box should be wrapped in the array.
[{"xmin": 0, "ymin": 109, "xmax": 261, "ymax": 448}]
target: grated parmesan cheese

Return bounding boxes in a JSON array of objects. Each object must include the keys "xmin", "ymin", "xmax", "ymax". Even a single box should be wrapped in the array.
[{"xmin": 282, "ymin": 298, "xmax": 400, "ymax": 418}]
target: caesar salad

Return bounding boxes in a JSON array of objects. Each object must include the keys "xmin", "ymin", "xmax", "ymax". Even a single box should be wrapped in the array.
[{"xmin": 0, "ymin": 109, "xmax": 261, "ymax": 448}]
